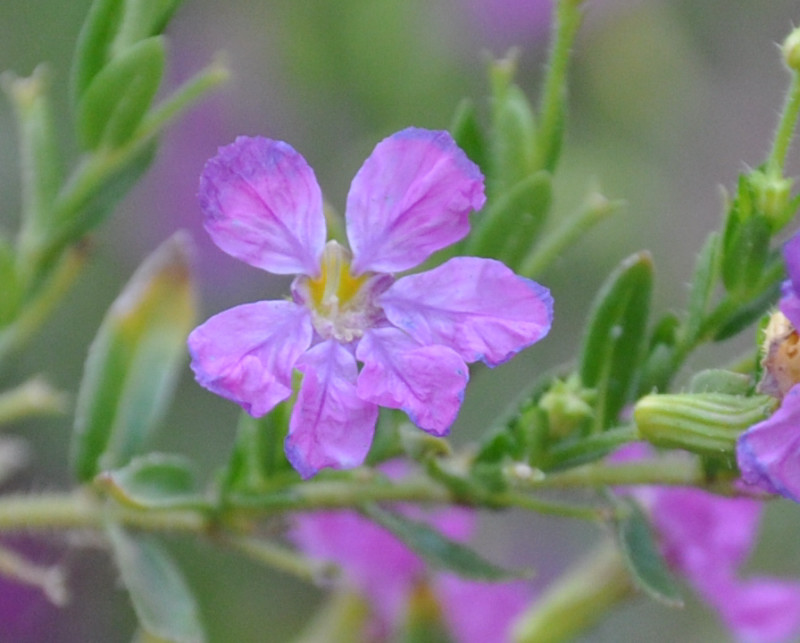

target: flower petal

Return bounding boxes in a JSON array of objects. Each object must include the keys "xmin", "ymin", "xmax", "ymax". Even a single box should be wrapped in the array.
[
  {"xmin": 380, "ymin": 257, "xmax": 553, "ymax": 367},
  {"xmin": 356, "ymin": 327, "xmax": 468, "ymax": 435},
  {"xmin": 435, "ymin": 574, "xmax": 530, "ymax": 643},
  {"xmin": 290, "ymin": 509, "xmax": 424, "ymax": 629},
  {"xmin": 188, "ymin": 301, "xmax": 312, "ymax": 417},
  {"xmin": 347, "ymin": 128, "xmax": 485, "ymax": 275},
  {"xmin": 198, "ymin": 136, "xmax": 326, "ymax": 276},
  {"xmin": 285, "ymin": 340, "xmax": 378, "ymax": 478},
  {"xmin": 708, "ymin": 576, "xmax": 800, "ymax": 643},
  {"xmin": 737, "ymin": 385, "xmax": 800, "ymax": 502}
]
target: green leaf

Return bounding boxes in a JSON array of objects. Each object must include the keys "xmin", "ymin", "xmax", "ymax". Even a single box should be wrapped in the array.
[
  {"xmin": 489, "ymin": 78, "xmax": 538, "ymax": 193},
  {"xmin": 467, "ymin": 171, "xmax": 552, "ymax": 265},
  {"xmin": 616, "ymin": 500, "xmax": 683, "ymax": 607},
  {"xmin": 683, "ymin": 232, "xmax": 720, "ymax": 345},
  {"xmin": 71, "ymin": 0, "xmax": 125, "ymax": 104},
  {"xmin": 449, "ymin": 98, "xmax": 487, "ymax": 172},
  {"xmin": 111, "ymin": 0, "xmax": 185, "ymax": 54},
  {"xmin": 0, "ymin": 240, "xmax": 21, "ymax": 328},
  {"xmin": 2, "ymin": 68, "xmax": 63, "ymax": 257},
  {"xmin": 108, "ymin": 525, "xmax": 205, "ymax": 643},
  {"xmin": 361, "ymin": 504, "xmax": 525, "ymax": 581},
  {"xmin": 221, "ymin": 407, "xmax": 294, "ymax": 495},
  {"xmin": 71, "ymin": 233, "xmax": 196, "ymax": 481},
  {"xmin": 578, "ymin": 252, "xmax": 653, "ymax": 429},
  {"xmin": 52, "ymin": 141, "xmax": 157, "ymax": 256},
  {"xmin": 77, "ymin": 36, "xmax": 165, "ymax": 150},
  {"xmin": 721, "ymin": 177, "xmax": 772, "ymax": 298},
  {"xmin": 95, "ymin": 454, "xmax": 206, "ymax": 510},
  {"xmin": 712, "ymin": 276, "xmax": 782, "ymax": 341}
]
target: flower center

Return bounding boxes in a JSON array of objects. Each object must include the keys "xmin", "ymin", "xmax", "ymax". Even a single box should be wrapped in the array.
[{"xmin": 295, "ymin": 241, "xmax": 389, "ymax": 342}]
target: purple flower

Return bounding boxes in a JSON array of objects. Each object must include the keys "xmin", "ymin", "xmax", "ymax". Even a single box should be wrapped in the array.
[
  {"xmin": 737, "ymin": 384, "xmax": 800, "ymax": 502},
  {"xmin": 615, "ymin": 444, "xmax": 800, "ymax": 643},
  {"xmin": 291, "ymin": 485, "xmax": 529, "ymax": 641},
  {"xmin": 779, "ymin": 232, "xmax": 800, "ymax": 330},
  {"xmin": 736, "ymin": 231, "xmax": 800, "ymax": 500},
  {"xmin": 188, "ymin": 128, "xmax": 553, "ymax": 477}
]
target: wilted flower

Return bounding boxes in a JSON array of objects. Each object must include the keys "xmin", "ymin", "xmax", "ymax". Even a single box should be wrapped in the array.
[
  {"xmin": 188, "ymin": 128, "xmax": 553, "ymax": 477},
  {"xmin": 615, "ymin": 444, "xmax": 800, "ymax": 642}
]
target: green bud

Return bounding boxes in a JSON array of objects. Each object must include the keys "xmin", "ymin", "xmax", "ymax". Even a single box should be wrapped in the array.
[
  {"xmin": 749, "ymin": 169, "xmax": 794, "ymax": 231},
  {"xmin": 634, "ymin": 392, "xmax": 776, "ymax": 456},
  {"xmin": 783, "ymin": 25, "xmax": 800, "ymax": 72},
  {"xmin": 539, "ymin": 376, "xmax": 595, "ymax": 438},
  {"xmin": 720, "ymin": 176, "xmax": 772, "ymax": 297}
]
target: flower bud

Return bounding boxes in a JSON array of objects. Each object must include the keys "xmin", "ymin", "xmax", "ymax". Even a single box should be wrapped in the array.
[
  {"xmin": 634, "ymin": 393, "xmax": 776, "ymax": 456},
  {"xmin": 783, "ymin": 26, "xmax": 800, "ymax": 72},
  {"xmin": 539, "ymin": 376, "xmax": 594, "ymax": 438},
  {"xmin": 749, "ymin": 169, "xmax": 794, "ymax": 231}
]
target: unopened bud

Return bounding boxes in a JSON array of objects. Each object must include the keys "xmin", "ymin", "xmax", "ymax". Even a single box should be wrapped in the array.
[
  {"xmin": 783, "ymin": 26, "xmax": 800, "ymax": 72},
  {"xmin": 634, "ymin": 392, "xmax": 776, "ymax": 456},
  {"xmin": 749, "ymin": 169, "xmax": 794, "ymax": 231}
]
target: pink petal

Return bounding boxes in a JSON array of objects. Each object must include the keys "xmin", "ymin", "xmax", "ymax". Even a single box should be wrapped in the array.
[
  {"xmin": 380, "ymin": 257, "xmax": 553, "ymax": 367},
  {"xmin": 649, "ymin": 489, "xmax": 761, "ymax": 575},
  {"xmin": 198, "ymin": 136, "xmax": 326, "ymax": 276},
  {"xmin": 347, "ymin": 128, "xmax": 485, "ymax": 275},
  {"xmin": 188, "ymin": 301, "xmax": 312, "ymax": 417},
  {"xmin": 435, "ymin": 574, "xmax": 530, "ymax": 643},
  {"xmin": 708, "ymin": 576, "xmax": 800, "ymax": 643},
  {"xmin": 737, "ymin": 384, "xmax": 800, "ymax": 502},
  {"xmin": 356, "ymin": 327, "xmax": 468, "ymax": 435},
  {"xmin": 285, "ymin": 340, "xmax": 378, "ymax": 478},
  {"xmin": 290, "ymin": 510, "xmax": 424, "ymax": 629}
]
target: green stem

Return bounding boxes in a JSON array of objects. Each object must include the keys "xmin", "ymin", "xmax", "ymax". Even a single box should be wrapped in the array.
[
  {"xmin": 520, "ymin": 190, "xmax": 620, "ymax": 279},
  {"xmin": 222, "ymin": 534, "xmax": 337, "ymax": 584},
  {"xmin": 0, "ymin": 247, "xmax": 86, "ymax": 363},
  {"xmin": 0, "ymin": 377, "xmax": 68, "ymax": 426},
  {"xmin": 535, "ymin": 459, "xmax": 702, "ymax": 488},
  {"xmin": 535, "ymin": 0, "xmax": 584, "ymax": 171},
  {"xmin": 766, "ymin": 70, "xmax": 800, "ymax": 173}
]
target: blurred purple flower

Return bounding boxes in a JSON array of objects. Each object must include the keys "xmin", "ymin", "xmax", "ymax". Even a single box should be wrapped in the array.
[
  {"xmin": 291, "ymin": 465, "xmax": 529, "ymax": 642},
  {"xmin": 188, "ymin": 128, "xmax": 553, "ymax": 478},
  {"xmin": 464, "ymin": 0, "xmax": 552, "ymax": 47},
  {"xmin": 737, "ymin": 232, "xmax": 800, "ymax": 501},
  {"xmin": 615, "ymin": 444, "xmax": 800, "ymax": 643}
]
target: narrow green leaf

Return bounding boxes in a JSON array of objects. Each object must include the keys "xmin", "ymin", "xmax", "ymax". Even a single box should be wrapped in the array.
[
  {"xmin": 0, "ymin": 240, "xmax": 21, "ymax": 328},
  {"xmin": 489, "ymin": 82, "xmax": 538, "ymax": 193},
  {"xmin": 71, "ymin": 0, "xmax": 125, "ymax": 104},
  {"xmin": 71, "ymin": 233, "xmax": 195, "ymax": 481},
  {"xmin": 77, "ymin": 36, "xmax": 165, "ymax": 150},
  {"xmin": 713, "ymin": 277, "xmax": 782, "ymax": 341},
  {"xmin": 108, "ymin": 525, "xmax": 205, "ymax": 643},
  {"xmin": 449, "ymin": 98, "xmax": 487, "ymax": 171},
  {"xmin": 616, "ymin": 501, "xmax": 683, "ymax": 607},
  {"xmin": 95, "ymin": 454, "xmax": 206, "ymax": 510},
  {"xmin": 362, "ymin": 504, "xmax": 525, "ymax": 581},
  {"xmin": 51, "ymin": 141, "xmax": 157, "ymax": 258},
  {"xmin": 578, "ymin": 252, "xmax": 653, "ymax": 429},
  {"xmin": 221, "ymin": 406, "xmax": 293, "ymax": 495},
  {"xmin": 2, "ymin": 68, "xmax": 62, "ymax": 258},
  {"xmin": 683, "ymin": 232, "xmax": 720, "ymax": 346},
  {"xmin": 112, "ymin": 0, "xmax": 185, "ymax": 54},
  {"xmin": 468, "ymin": 171, "xmax": 552, "ymax": 263}
]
